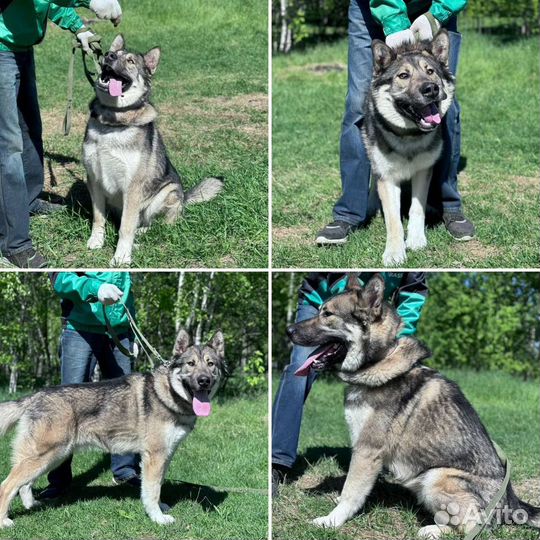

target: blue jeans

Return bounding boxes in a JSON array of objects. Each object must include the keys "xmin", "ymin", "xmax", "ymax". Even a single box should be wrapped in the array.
[
  {"xmin": 333, "ymin": 0, "xmax": 463, "ymax": 226},
  {"xmin": 47, "ymin": 329, "xmax": 140, "ymax": 488},
  {"xmin": 0, "ymin": 51, "xmax": 44, "ymax": 256},
  {"xmin": 272, "ymin": 302, "xmax": 319, "ymax": 468}
]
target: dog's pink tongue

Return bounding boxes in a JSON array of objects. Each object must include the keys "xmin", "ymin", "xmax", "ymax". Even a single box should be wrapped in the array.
[
  {"xmin": 294, "ymin": 349, "xmax": 325, "ymax": 377},
  {"xmin": 193, "ymin": 391, "xmax": 211, "ymax": 416},
  {"xmin": 109, "ymin": 78, "xmax": 123, "ymax": 97},
  {"xmin": 421, "ymin": 104, "xmax": 441, "ymax": 126}
]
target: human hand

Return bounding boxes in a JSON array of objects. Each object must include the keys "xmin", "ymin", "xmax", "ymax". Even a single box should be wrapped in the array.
[
  {"xmin": 89, "ymin": 0, "xmax": 122, "ymax": 26},
  {"xmin": 76, "ymin": 27, "xmax": 97, "ymax": 54},
  {"xmin": 97, "ymin": 283, "xmax": 124, "ymax": 305},
  {"xmin": 410, "ymin": 13, "xmax": 441, "ymax": 42},
  {"xmin": 385, "ymin": 28, "xmax": 415, "ymax": 49}
]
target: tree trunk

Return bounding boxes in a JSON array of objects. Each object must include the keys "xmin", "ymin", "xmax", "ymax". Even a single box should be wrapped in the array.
[
  {"xmin": 9, "ymin": 357, "xmax": 18, "ymax": 394},
  {"xmin": 195, "ymin": 272, "xmax": 215, "ymax": 345},
  {"xmin": 186, "ymin": 279, "xmax": 200, "ymax": 332},
  {"xmin": 240, "ymin": 329, "xmax": 248, "ymax": 369},
  {"xmin": 175, "ymin": 271, "xmax": 186, "ymax": 332},
  {"xmin": 279, "ymin": 0, "xmax": 292, "ymax": 53}
]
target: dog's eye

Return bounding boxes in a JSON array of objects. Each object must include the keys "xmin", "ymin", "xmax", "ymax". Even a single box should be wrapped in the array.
[
  {"xmin": 398, "ymin": 72, "xmax": 409, "ymax": 80},
  {"xmin": 322, "ymin": 311, "xmax": 333, "ymax": 318},
  {"xmin": 187, "ymin": 360, "xmax": 195, "ymax": 366},
  {"xmin": 207, "ymin": 361, "xmax": 214, "ymax": 367},
  {"xmin": 127, "ymin": 57, "xmax": 135, "ymax": 65},
  {"xmin": 426, "ymin": 68, "xmax": 434, "ymax": 75}
]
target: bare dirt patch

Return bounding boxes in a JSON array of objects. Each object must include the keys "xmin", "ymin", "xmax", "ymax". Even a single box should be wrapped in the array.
[
  {"xmin": 453, "ymin": 240, "xmax": 501, "ymax": 261},
  {"xmin": 308, "ymin": 63, "xmax": 346, "ymax": 74},
  {"xmin": 516, "ymin": 477, "xmax": 540, "ymax": 505},
  {"xmin": 273, "ymin": 226, "xmax": 311, "ymax": 243}
]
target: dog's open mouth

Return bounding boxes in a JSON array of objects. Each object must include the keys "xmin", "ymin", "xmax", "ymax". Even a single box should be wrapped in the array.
[
  {"xmin": 295, "ymin": 342, "xmax": 347, "ymax": 376},
  {"xmin": 98, "ymin": 65, "xmax": 132, "ymax": 97},
  {"xmin": 417, "ymin": 102, "xmax": 441, "ymax": 129},
  {"xmin": 186, "ymin": 387, "xmax": 212, "ymax": 417}
]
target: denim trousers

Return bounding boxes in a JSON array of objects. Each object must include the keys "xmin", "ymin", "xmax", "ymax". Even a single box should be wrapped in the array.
[
  {"xmin": 272, "ymin": 302, "xmax": 319, "ymax": 468},
  {"xmin": 47, "ymin": 329, "xmax": 140, "ymax": 487},
  {"xmin": 333, "ymin": 0, "xmax": 463, "ymax": 226},
  {"xmin": 0, "ymin": 50, "xmax": 44, "ymax": 256}
]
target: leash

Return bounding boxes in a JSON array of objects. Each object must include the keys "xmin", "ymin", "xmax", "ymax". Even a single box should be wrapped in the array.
[
  {"xmin": 63, "ymin": 33, "xmax": 103, "ymax": 136},
  {"xmin": 169, "ymin": 479, "xmax": 267, "ymax": 496},
  {"xmin": 463, "ymin": 441, "xmax": 511, "ymax": 540},
  {"xmin": 102, "ymin": 302, "xmax": 171, "ymax": 368}
]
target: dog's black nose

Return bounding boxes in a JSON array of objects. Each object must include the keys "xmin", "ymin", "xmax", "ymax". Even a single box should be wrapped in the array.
[
  {"xmin": 420, "ymin": 82, "xmax": 439, "ymax": 99},
  {"xmin": 286, "ymin": 325, "xmax": 296, "ymax": 338},
  {"xmin": 197, "ymin": 376, "xmax": 211, "ymax": 389},
  {"xmin": 105, "ymin": 51, "xmax": 117, "ymax": 62}
]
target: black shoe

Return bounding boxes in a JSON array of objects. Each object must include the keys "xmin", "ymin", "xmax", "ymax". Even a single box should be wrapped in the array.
[
  {"xmin": 113, "ymin": 474, "xmax": 141, "ymax": 489},
  {"xmin": 272, "ymin": 465, "xmax": 289, "ymax": 499},
  {"xmin": 316, "ymin": 220, "xmax": 355, "ymax": 245},
  {"xmin": 38, "ymin": 485, "xmax": 69, "ymax": 501},
  {"xmin": 443, "ymin": 212, "xmax": 475, "ymax": 241},
  {"xmin": 6, "ymin": 248, "xmax": 47, "ymax": 268},
  {"xmin": 30, "ymin": 199, "xmax": 65, "ymax": 216}
]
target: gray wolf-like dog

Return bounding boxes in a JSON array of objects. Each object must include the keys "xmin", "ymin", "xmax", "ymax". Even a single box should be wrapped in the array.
[
  {"xmin": 83, "ymin": 35, "xmax": 223, "ymax": 266},
  {"xmin": 0, "ymin": 329, "xmax": 225, "ymax": 527},
  {"xmin": 364, "ymin": 31, "xmax": 455, "ymax": 266},
  {"xmin": 288, "ymin": 274, "xmax": 540, "ymax": 538}
]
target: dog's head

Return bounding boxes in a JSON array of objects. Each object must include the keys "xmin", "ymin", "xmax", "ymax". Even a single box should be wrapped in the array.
[
  {"xmin": 95, "ymin": 34, "xmax": 160, "ymax": 109},
  {"xmin": 168, "ymin": 329, "xmax": 226, "ymax": 417},
  {"xmin": 370, "ymin": 30, "xmax": 454, "ymax": 132},
  {"xmin": 287, "ymin": 274, "xmax": 401, "ymax": 376}
]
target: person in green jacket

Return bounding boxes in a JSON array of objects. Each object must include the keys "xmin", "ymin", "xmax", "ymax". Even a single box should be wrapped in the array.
[
  {"xmin": 316, "ymin": 1, "xmax": 476, "ymax": 247},
  {"xmin": 39, "ymin": 271, "xmax": 140, "ymax": 500},
  {"xmin": 0, "ymin": 0, "xmax": 121, "ymax": 268}
]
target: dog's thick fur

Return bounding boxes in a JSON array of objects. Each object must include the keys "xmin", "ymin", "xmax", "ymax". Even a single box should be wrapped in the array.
[
  {"xmin": 363, "ymin": 31, "xmax": 455, "ymax": 266},
  {"xmin": 0, "ymin": 329, "xmax": 225, "ymax": 528},
  {"xmin": 287, "ymin": 274, "xmax": 540, "ymax": 538},
  {"xmin": 83, "ymin": 35, "xmax": 223, "ymax": 266}
]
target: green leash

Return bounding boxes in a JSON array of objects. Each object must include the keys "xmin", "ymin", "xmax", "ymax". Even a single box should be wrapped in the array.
[
  {"xmin": 63, "ymin": 33, "xmax": 103, "ymax": 136},
  {"xmin": 102, "ymin": 302, "xmax": 170, "ymax": 367},
  {"xmin": 463, "ymin": 441, "xmax": 511, "ymax": 540}
]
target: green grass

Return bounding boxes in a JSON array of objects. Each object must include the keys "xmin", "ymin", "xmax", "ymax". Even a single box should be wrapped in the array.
[
  {"xmin": 0, "ymin": 391, "xmax": 268, "ymax": 540},
  {"xmin": 32, "ymin": 0, "xmax": 267, "ymax": 268},
  {"xmin": 272, "ymin": 369, "xmax": 540, "ymax": 540},
  {"xmin": 272, "ymin": 32, "xmax": 540, "ymax": 268}
]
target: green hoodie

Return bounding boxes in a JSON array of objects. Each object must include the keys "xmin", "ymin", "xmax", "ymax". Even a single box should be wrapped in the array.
[
  {"xmin": 0, "ymin": 0, "xmax": 90, "ymax": 52},
  {"xmin": 369, "ymin": 0, "xmax": 468, "ymax": 36},
  {"xmin": 51, "ymin": 272, "xmax": 135, "ymax": 335}
]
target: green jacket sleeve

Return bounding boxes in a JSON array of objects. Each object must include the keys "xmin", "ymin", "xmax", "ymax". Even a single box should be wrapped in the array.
[
  {"xmin": 51, "ymin": 272, "xmax": 102, "ymax": 304},
  {"xmin": 48, "ymin": 4, "xmax": 84, "ymax": 33},
  {"xmin": 430, "ymin": 0, "xmax": 468, "ymax": 25},
  {"xmin": 369, "ymin": 0, "xmax": 411, "ymax": 36},
  {"xmin": 49, "ymin": 0, "xmax": 90, "ymax": 7},
  {"xmin": 395, "ymin": 272, "xmax": 428, "ymax": 337}
]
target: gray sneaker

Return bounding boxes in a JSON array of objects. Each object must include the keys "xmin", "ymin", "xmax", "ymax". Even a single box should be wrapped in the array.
[
  {"xmin": 30, "ymin": 199, "xmax": 65, "ymax": 216},
  {"xmin": 6, "ymin": 248, "xmax": 47, "ymax": 268},
  {"xmin": 316, "ymin": 220, "xmax": 355, "ymax": 245},
  {"xmin": 443, "ymin": 212, "xmax": 475, "ymax": 241}
]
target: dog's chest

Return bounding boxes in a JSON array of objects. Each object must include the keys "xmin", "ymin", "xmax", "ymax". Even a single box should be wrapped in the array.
[
  {"xmin": 163, "ymin": 422, "xmax": 193, "ymax": 456},
  {"xmin": 83, "ymin": 120, "xmax": 143, "ymax": 195},
  {"xmin": 344, "ymin": 388, "xmax": 374, "ymax": 447}
]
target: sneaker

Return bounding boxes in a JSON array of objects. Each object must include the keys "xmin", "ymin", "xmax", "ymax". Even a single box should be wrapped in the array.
[
  {"xmin": 38, "ymin": 485, "xmax": 69, "ymax": 501},
  {"xmin": 113, "ymin": 474, "xmax": 141, "ymax": 489},
  {"xmin": 272, "ymin": 465, "xmax": 289, "ymax": 499},
  {"xmin": 443, "ymin": 212, "xmax": 475, "ymax": 241},
  {"xmin": 6, "ymin": 248, "xmax": 47, "ymax": 268},
  {"xmin": 30, "ymin": 199, "xmax": 65, "ymax": 216},
  {"xmin": 316, "ymin": 220, "xmax": 355, "ymax": 245}
]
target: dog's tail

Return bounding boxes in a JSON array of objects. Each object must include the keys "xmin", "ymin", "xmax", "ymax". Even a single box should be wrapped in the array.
[
  {"xmin": 185, "ymin": 177, "xmax": 224, "ymax": 205},
  {"xmin": 0, "ymin": 400, "xmax": 24, "ymax": 436},
  {"xmin": 506, "ymin": 482, "xmax": 540, "ymax": 527}
]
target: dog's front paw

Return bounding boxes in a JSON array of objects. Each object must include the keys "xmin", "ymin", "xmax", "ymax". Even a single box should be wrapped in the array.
[
  {"xmin": 312, "ymin": 515, "xmax": 339, "ymax": 528},
  {"xmin": 1, "ymin": 518, "xmax": 14, "ymax": 528},
  {"xmin": 151, "ymin": 513, "xmax": 175, "ymax": 525},
  {"xmin": 382, "ymin": 244, "xmax": 406, "ymax": 266},
  {"xmin": 87, "ymin": 233, "xmax": 105, "ymax": 250},
  {"xmin": 417, "ymin": 525, "xmax": 452, "ymax": 539},
  {"xmin": 110, "ymin": 253, "xmax": 132, "ymax": 267},
  {"xmin": 406, "ymin": 233, "xmax": 427, "ymax": 251}
]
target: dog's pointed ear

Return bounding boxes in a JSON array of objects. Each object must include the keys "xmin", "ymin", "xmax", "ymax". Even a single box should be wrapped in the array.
[
  {"xmin": 430, "ymin": 29, "xmax": 450, "ymax": 66},
  {"xmin": 173, "ymin": 328, "xmax": 190, "ymax": 357},
  {"xmin": 208, "ymin": 330, "xmax": 225, "ymax": 358},
  {"xmin": 110, "ymin": 34, "xmax": 125, "ymax": 52},
  {"xmin": 372, "ymin": 40, "xmax": 396, "ymax": 74},
  {"xmin": 363, "ymin": 274, "xmax": 385, "ymax": 316},
  {"xmin": 144, "ymin": 47, "xmax": 161, "ymax": 75},
  {"xmin": 346, "ymin": 273, "xmax": 362, "ymax": 291}
]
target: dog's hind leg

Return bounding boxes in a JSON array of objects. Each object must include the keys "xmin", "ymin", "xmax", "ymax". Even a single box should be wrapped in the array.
[
  {"xmin": 312, "ymin": 448, "xmax": 382, "ymax": 528},
  {"xmin": 141, "ymin": 451, "xmax": 175, "ymax": 525},
  {"xmin": 406, "ymin": 168, "xmax": 431, "ymax": 251},
  {"xmin": 377, "ymin": 179, "xmax": 406, "ymax": 266},
  {"xmin": 86, "ymin": 173, "xmax": 107, "ymax": 250},
  {"xmin": 19, "ymin": 484, "xmax": 40, "ymax": 510}
]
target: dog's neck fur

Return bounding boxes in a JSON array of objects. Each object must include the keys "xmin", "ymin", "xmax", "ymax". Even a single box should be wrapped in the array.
[
  {"xmin": 338, "ymin": 337, "xmax": 431, "ymax": 387},
  {"xmin": 90, "ymin": 99, "xmax": 157, "ymax": 127},
  {"xmin": 150, "ymin": 366, "xmax": 196, "ymax": 419}
]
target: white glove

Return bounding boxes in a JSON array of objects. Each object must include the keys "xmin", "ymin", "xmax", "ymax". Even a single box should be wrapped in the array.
[
  {"xmin": 97, "ymin": 283, "xmax": 124, "ymax": 305},
  {"xmin": 410, "ymin": 13, "xmax": 441, "ymax": 41},
  {"xmin": 385, "ymin": 28, "xmax": 415, "ymax": 49},
  {"xmin": 76, "ymin": 29, "xmax": 95, "ymax": 54},
  {"xmin": 89, "ymin": 0, "xmax": 122, "ymax": 25}
]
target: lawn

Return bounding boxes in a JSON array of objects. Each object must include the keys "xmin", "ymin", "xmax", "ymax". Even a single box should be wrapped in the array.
[
  {"xmin": 272, "ymin": 369, "xmax": 540, "ymax": 540},
  {"xmin": 30, "ymin": 0, "xmax": 268, "ymax": 268},
  {"xmin": 272, "ymin": 31, "xmax": 540, "ymax": 268},
  {"xmin": 0, "ymin": 390, "xmax": 268, "ymax": 540}
]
